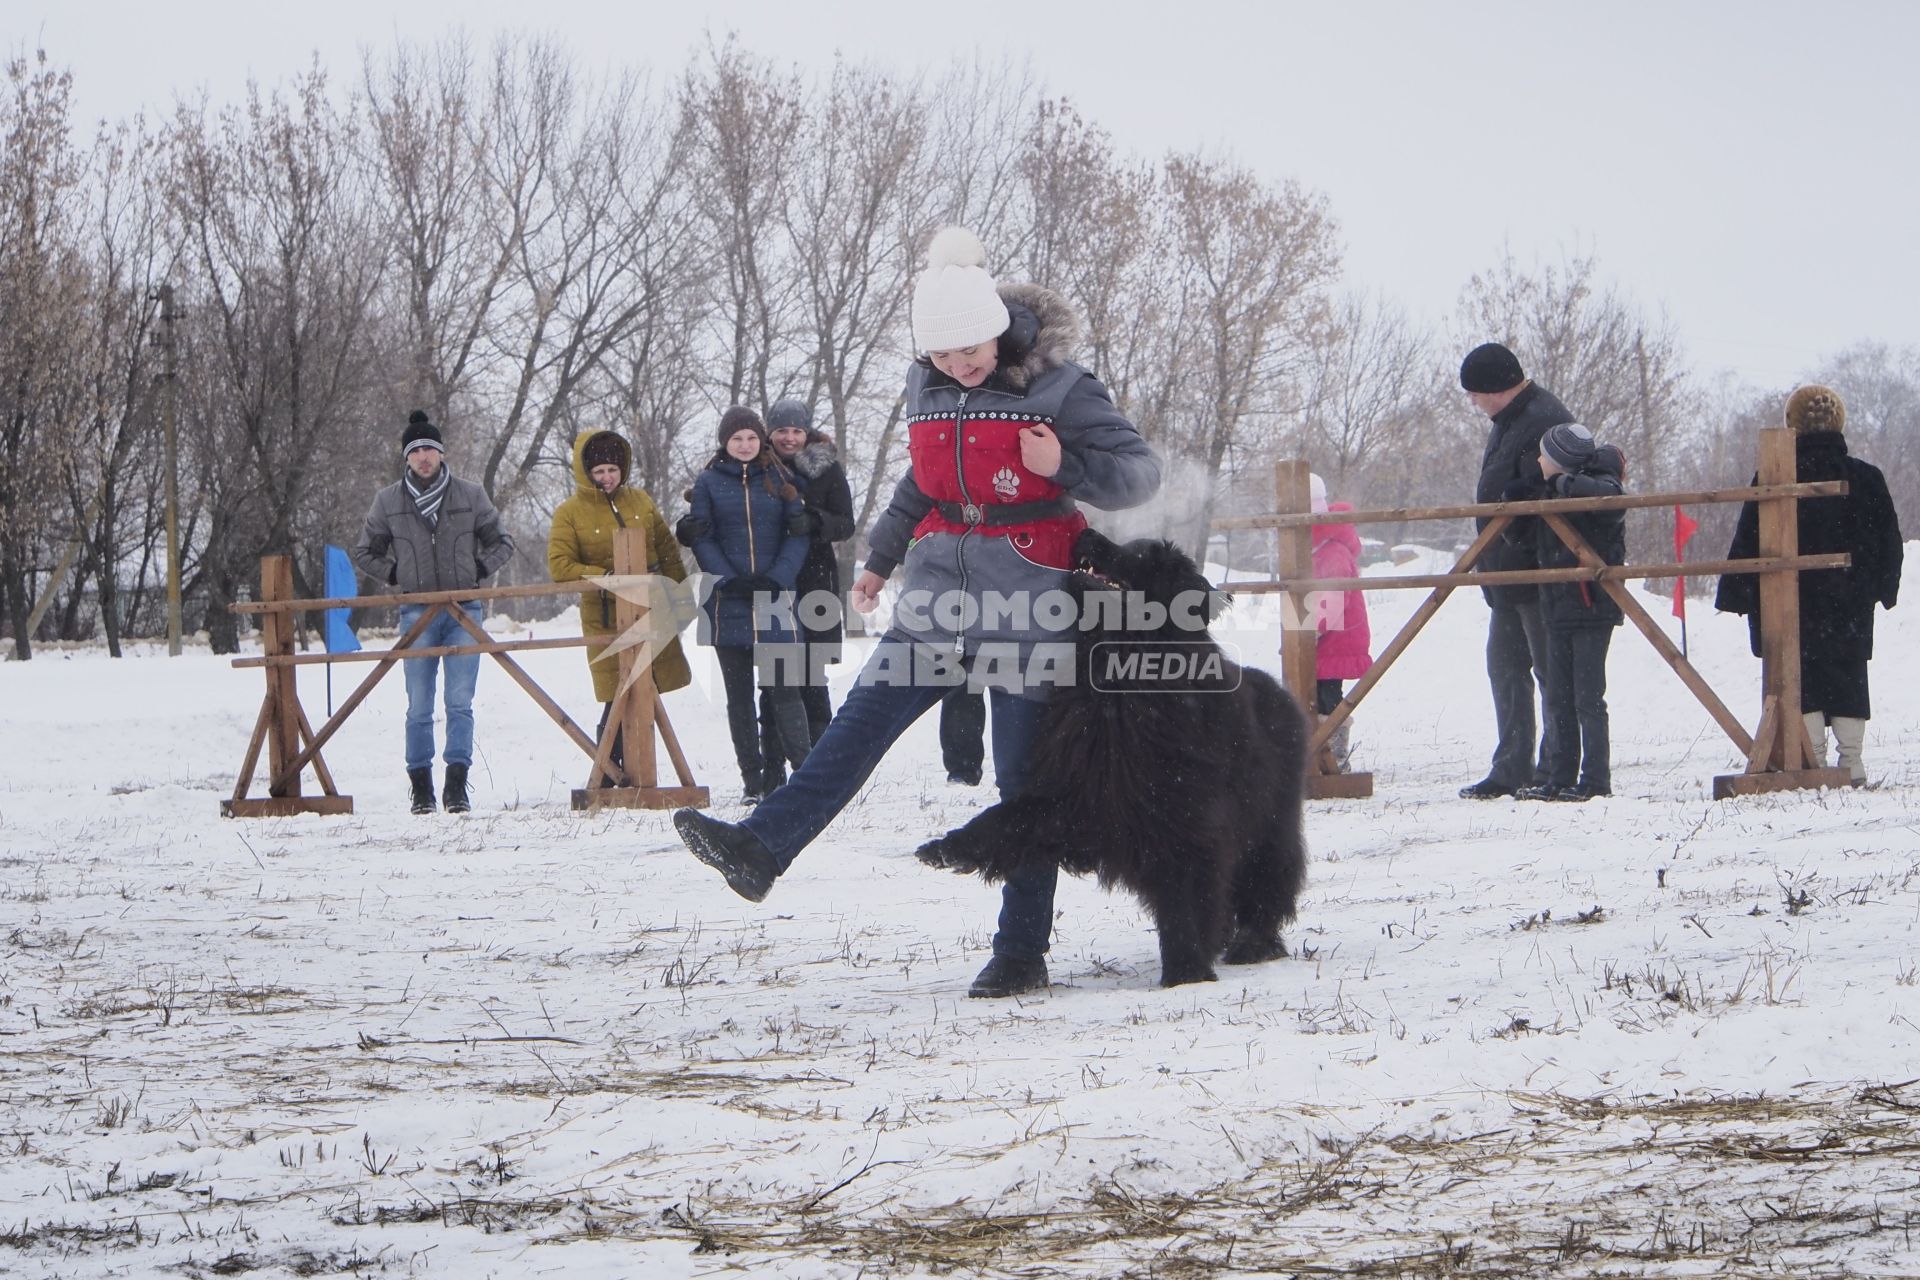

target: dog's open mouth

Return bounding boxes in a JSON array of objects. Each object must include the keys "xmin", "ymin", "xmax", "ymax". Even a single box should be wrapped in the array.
[{"xmin": 1074, "ymin": 558, "xmax": 1125, "ymax": 589}]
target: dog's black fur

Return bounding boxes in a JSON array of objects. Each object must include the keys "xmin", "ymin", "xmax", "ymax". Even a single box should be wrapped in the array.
[{"xmin": 916, "ymin": 529, "xmax": 1309, "ymax": 987}]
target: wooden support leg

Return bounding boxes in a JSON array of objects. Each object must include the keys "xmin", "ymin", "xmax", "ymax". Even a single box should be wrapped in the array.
[{"xmin": 267, "ymin": 603, "xmax": 440, "ymax": 795}]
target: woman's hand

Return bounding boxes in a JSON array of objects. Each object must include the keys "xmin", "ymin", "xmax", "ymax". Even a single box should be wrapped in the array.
[
  {"xmin": 851, "ymin": 569, "xmax": 886, "ymax": 614},
  {"xmin": 1018, "ymin": 424, "xmax": 1062, "ymax": 477}
]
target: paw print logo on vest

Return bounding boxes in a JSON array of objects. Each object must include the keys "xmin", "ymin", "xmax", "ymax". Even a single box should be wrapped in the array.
[{"xmin": 992, "ymin": 467, "xmax": 1022, "ymax": 501}]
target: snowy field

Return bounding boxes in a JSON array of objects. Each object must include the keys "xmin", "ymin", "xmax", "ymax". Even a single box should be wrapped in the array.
[{"xmin": 3, "ymin": 553, "xmax": 1918, "ymax": 1279}]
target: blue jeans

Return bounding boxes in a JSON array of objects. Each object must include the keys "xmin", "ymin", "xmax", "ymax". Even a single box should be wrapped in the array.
[
  {"xmin": 398, "ymin": 601, "xmax": 484, "ymax": 771},
  {"xmin": 744, "ymin": 637, "xmax": 1057, "ymax": 961}
]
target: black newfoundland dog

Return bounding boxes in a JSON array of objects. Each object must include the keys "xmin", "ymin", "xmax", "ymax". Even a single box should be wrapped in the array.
[{"xmin": 916, "ymin": 529, "xmax": 1309, "ymax": 987}]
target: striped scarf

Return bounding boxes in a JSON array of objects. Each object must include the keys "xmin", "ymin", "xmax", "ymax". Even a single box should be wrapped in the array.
[{"xmin": 404, "ymin": 464, "xmax": 451, "ymax": 528}]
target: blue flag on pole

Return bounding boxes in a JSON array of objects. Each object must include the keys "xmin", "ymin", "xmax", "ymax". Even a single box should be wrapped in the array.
[{"xmin": 323, "ymin": 544, "xmax": 361, "ymax": 653}]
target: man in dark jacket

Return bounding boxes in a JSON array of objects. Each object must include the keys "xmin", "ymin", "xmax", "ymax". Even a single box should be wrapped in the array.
[
  {"xmin": 1458, "ymin": 343, "xmax": 1576, "ymax": 799},
  {"xmin": 351, "ymin": 410, "xmax": 515, "ymax": 814}
]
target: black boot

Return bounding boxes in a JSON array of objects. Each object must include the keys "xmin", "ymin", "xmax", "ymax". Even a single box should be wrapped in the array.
[
  {"xmin": 594, "ymin": 704, "xmax": 627, "ymax": 787},
  {"xmin": 442, "ymin": 763, "xmax": 470, "ymax": 814},
  {"xmin": 673, "ymin": 809, "xmax": 780, "ymax": 903},
  {"xmin": 408, "ymin": 767, "xmax": 435, "ymax": 815},
  {"xmin": 968, "ymin": 955, "xmax": 1049, "ymax": 999}
]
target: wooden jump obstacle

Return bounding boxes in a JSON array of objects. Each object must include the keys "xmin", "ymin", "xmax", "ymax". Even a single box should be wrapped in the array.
[
  {"xmin": 222, "ymin": 528, "xmax": 708, "ymax": 817},
  {"xmin": 1220, "ymin": 429, "xmax": 1850, "ymax": 800}
]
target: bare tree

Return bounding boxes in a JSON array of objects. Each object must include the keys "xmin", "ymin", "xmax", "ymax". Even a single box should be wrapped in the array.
[
  {"xmin": 361, "ymin": 35, "xmax": 517, "ymax": 424},
  {"xmin": 1149, "ymin": 152, "xmax": 1341, "ymax": 547},
  {"xmin": 64, "ymin": 115, "xmax": 171, "ymax": 654},
  {"xmin": 0, "ymin": 52, "xmax": 87, "ymax": 658},
  {"xmin": 778, "ymin": 59, "xmax": 935, "ymax": 597},
  {"xmin": 682, "ymin": 39, "xmax": 808, "ymax": 417},
  {"xmin": 1298, "ymin": 293, "xmax": 1434, "ymax": 487},
  {"xmin": 1014, "ymin": 99, "xmax": 1159, "ymax": 411},
  {"xmin": 1809, "ymin": 342, "xmax": 1920, "ymax": 529},
  {"xmin": 477, "ymin": 42, "xmax": 701, "ymax": 516},
  {"xmin": 166, "ymin": 66, "xmax": 389, "ymax": 650}
]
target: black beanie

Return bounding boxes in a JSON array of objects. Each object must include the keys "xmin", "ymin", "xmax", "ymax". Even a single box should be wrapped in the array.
[
  {"xmin": 717, "ymin": 405, "xmax": 767, "ymax": 448},
  {"xmin": 581, "ymin": 431, "xmax": 627, "ymax": 475},
  {"xmin": 402, "ymin": 409, "xmax": 443, "ymax": 455},
  {"xmin": 1459, "ymin": 343, "xmax": 1526, "ymax": 394}
]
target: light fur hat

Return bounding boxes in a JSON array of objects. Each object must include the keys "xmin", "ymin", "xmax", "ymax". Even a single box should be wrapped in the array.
[
  {"xmin": 911, "ymin": 227, "xmax": 1010, "ymax": 353},
  {"xmin": 1785, "ymin": 384, "xmax": 1845, "ymax": 434},
  {"xmin": 1309, "ymin": 472, "xmax": 1329, "ymax": 514}
]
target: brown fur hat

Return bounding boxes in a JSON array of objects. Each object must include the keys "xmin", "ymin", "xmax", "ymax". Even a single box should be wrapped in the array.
[{"xmin": 1785, "ymin": 385, "xmax": 1845, "ymax": 435}]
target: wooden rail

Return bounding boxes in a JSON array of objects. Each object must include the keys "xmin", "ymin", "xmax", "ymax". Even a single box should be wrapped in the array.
[
  {"xmin": 222, "ymin": 535, "xmax": 707, "ymax": 817},
  {"xmin": 1230, "ymin": 437, "xmax": 1849, "ymax": 801}
]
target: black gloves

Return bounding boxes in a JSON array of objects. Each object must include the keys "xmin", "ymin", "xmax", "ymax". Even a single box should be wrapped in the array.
[
  {"xmin": 717, "ymin": 574, "xmax": 780, "ymax": 598},
  {"xmin": 675, "ymin": 514, "xmax": 710, "ymax": 546},
  {"xmin": 1500, "ymin": 477, "xmax": 1537, "ymax": 503},
  {"xmin": 787, "ymin": 507, "xmax": 822, "ymax": 537}
]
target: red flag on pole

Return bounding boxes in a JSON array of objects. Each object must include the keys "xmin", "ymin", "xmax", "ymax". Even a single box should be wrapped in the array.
[{"xmin": 1672, "ymin": 506, "xmax": 1699, "ymax": 618}]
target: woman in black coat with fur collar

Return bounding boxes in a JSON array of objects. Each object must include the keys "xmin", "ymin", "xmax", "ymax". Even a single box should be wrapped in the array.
[
  {"xmin": 1715, "ymin": 385, "xmax": 1903, "ymax": 784},
  {"xmin": 758, "ymin": 398, "xmax": 857, "ymax": 784}
]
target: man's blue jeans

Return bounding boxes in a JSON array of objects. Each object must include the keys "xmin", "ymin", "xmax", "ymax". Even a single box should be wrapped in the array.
[
  {"xmin": 743, "ymin": 637, "xmax": 1057, "ymax": 961},
  {"xmin": 398, "ymin": 601, "xmax": 484, "ymax": 771}
]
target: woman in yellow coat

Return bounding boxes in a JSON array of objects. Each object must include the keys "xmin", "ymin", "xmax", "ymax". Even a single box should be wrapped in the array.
[{"xmin": 548, "ymin": 430, "xmax": 692, "ymax": 771}]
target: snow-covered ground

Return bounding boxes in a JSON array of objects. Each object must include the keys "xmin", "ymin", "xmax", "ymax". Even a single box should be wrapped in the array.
[{"xmin": 3, "ymin": 553, "xmax": 1918, "ymax": 1279}]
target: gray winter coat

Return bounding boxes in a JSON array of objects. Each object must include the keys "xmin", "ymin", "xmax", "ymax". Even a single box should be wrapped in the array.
[{"xmin": 351, "ymin": 469, "xmax": 515, "ymax": 595}]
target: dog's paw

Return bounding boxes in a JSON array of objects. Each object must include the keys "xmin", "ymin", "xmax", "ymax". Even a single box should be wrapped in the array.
[
  {"xmin": 914, "ymin": 835, "xmax": 973, "ymax": 872},
  {"xmin": 1221, "ymin": 930, "xmax": 1289, "ymax": 966},
  {"xmin": 1160, "ymin": 965, "xmax": 1219, "ymax": 988}
]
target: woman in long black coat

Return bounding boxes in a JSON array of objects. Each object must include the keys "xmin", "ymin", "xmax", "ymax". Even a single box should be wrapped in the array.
[
  {"xmin": 1715, "ymin": 385, "xmax": 1903, "ymax": 784},
  {"xmin": 758, "ymin": 398, "xmax": 856, "ymax": 786}
]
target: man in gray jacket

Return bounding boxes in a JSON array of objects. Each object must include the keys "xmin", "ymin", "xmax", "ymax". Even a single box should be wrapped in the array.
[{"xmin": 352, "ymin": 410, "xmax": 515, "ymax": 814}]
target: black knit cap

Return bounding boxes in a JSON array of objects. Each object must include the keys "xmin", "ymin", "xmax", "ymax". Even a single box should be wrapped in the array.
[
  {"xmin": 582, "ymin": 431, "xmax": 628, "ymax": 474},
  {"xmin": 402, "ymin": 409, "xmax": 443, "ymax": 455},
  {"xmin": 717, "ymin": 405, "xmax": 767, "ymax": 448},
  {"xmin": 1459, "ymin": 342, "xmax": 1526, "ymax": 394}
]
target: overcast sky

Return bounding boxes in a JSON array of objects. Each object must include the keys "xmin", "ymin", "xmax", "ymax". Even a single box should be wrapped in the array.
[{"xmin": 13, "ymin": 0, "xmax": 1917, "ymax": 391}]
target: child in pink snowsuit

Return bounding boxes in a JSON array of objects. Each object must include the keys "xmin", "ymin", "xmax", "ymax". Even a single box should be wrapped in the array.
[{"xmin": 1310, "ymin": 474, "xmax": 1372, "ymax": 770}]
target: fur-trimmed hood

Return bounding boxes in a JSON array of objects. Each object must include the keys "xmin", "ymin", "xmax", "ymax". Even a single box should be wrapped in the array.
[
  {"xmin": 996, "ymin": 282, "xmax": 1082, "ymax": 392},
  {"xmin": 789, "ymin": 435, "xmax": 840, "ymax": 481}
]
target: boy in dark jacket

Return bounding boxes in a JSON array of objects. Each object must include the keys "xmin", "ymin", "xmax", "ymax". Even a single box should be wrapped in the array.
[{"xmin": 1504, "ymin": 423, "xmax": 1625, "ymax": 801}]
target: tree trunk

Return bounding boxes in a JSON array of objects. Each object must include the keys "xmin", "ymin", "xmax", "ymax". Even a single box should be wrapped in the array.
[
  {"xmin": 2, "ymin": 546, "xmax": 32, "ymax": 660},
  {"xmin": 98, "ymin": 545, "xmax": 122, "ymax": 657},
  {"xmin": 206, "ymin": 569, "xmax": 240, "ymax": 655}
]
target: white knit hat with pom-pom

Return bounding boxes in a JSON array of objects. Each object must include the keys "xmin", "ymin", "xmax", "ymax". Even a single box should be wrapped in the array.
[{"xmin": 911, "ymin": 227, "xmax": 1010, "ymax": 352}]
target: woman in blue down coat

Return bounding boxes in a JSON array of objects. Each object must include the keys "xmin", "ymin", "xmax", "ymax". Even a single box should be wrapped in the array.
[{"xmin": 687, "ymin": 406, "xmax": 813, "ymax": 802}]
